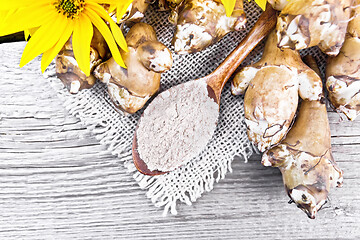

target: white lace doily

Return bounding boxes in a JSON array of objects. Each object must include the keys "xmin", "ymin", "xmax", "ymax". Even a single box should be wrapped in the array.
[{"xmin": 44, "ymin": 1, "xmax": 327, "ymax": 215}]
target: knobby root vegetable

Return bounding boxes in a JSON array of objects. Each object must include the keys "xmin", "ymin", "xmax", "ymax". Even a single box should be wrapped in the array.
[
  {"xmin": 94, "ymin": 23, "xmax": 173, "ymax": 114},
  {"xmin": 276, "ymin": 0, "xmax": 352, "ymax": 56},
  {"xmin": 56, "ymin": 27, "xmax": 109, "ymax": 94},
  {"xmin": 326, "ymin": 1, "xmax": 360, "ymax": 120},
  {"xmin": 267, "ymin": 0, "xmax": 289, "ymax": 11},
  {"xmin": 231, "ymin": 30, "xmax": 322, "ymax": 152},
  {"xmin": 262, "ymin": 99, "xmax": 343, "ymax": 219},
  {"xmin": 160, "ymin": 0, "xmax": 188, "ymax": 24},
  {"xmin": 172, "ymin": 0, "xmax": 246, "ymax": 54}
]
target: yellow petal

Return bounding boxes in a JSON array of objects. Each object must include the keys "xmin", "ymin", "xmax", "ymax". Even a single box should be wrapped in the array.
[
  {"xmin": 0, "ymin": 10, "xmax": 10, "ymax": 28},
  {"xmin": 86, "ymin": 2, "xmax": 128, "ymax": 52},
  {"xmin": 84, "ymin": 8, "xmax": 126, "ymax": 68},
  {"xmin": 20, "ymin": 13, "xmax": 67, "ymax": 68},
  {"xmin": 116, "ymin": 1, "xmax": 133, "ymax": 24},
  {"xmin": 72, "ymin": 14, "xmax": 94, "ymax": 76},
  {"xmin": 92, "ymin": 0, "xmax": 125, "ymax": 4},
  {"xmin": 24, "ymin": 29, "xmax": 31, "ymax": 41},
  {"xmin": 28, "ymin": 27, "xmax": 39, "ymax": 36},
  {"xmin": 254, "ymin": 0, "xmax": 267, "ymax": 11},
  {"xmin": 23, "ymin": 27, "xmax": 38, "ymax": 42},
  {"xmin": 41, "ymin": 20, "xmax": 73, "ymax": 73},
  {"xmin": 221, "ymin": 0, "xmax": 236, "ymax": 17},
  {"xmin": 0, "ymin": 3, "xmax": 54, "ymax": 36},
  {"xmin": 108, "ymin": 5, "xmax": 116, "ymax": 13},
  {"xmin": 0, "ymin": 1, "xmax": 47, "ymax": 10}
]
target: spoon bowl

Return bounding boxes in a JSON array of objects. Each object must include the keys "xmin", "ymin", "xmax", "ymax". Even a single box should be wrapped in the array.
[{"xmin": 133, "ymin": 5, "xmax": 277, "ymax": 176}]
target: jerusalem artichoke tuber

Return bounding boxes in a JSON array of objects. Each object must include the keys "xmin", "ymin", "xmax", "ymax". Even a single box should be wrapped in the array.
[
  {"xmin": 267, "ymin": 0, "xmax": 289, "ymax": 11},
  {"xmin": 94, "ymin": 23, "xmax": 173, "ymax": 114},
  {"xmin": 231, "ymin": 30, "xmax": 323, "ymax": 152},
  {"xmin": 56, "ymin": 27, "xmax": 109, "ymax": 94},
  {"xmin": 326, "ymin": 1, "xmax": 360, "ymax": 120},
  {"xmin": 171, "ymin": 0, "xmax": 246, "ymax": 54},
  {"xmin": 276, "ymin": 0, "xmax": 352, "ymax": 56},
  {"xmin": 262, "ymin": 98, "xmax": 343, "ymax": 218},
  {"xmin": 158, "ymin": 0, "xmax": 184, "ymax": 11}
]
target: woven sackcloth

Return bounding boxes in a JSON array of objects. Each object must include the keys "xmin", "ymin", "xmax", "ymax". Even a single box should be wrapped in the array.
[{"xmin": 44, "ymin": 1, "xmax": 327, "ymax": 215}]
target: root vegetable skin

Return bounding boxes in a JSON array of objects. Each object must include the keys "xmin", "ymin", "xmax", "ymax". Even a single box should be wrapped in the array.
[
  {"xmin": 172, "ymin": 0, "xmax": 246, "ymax": 54},
  {"xmin": 158, "ymin": 0, "xmax": 184, "ymax": 11},
  {"xmin": 267, "ymin": 0, "xmax": 288, "ymax": 11},
  {"xmin": 262, "ymin": 100, "xmax": 343, "ymax": 219},
  {"xmin": 94, "ymin": 23, "xmax": 173, "ymax": 114},
  {"xmin": 326, "ymin": 2, "xmax": 360, "ymax": 120},
  {"xmin": 231, "ymin": 31, "xmax": 322, "ymax": 152},
  {"xmin": 56, "ymin": 28, "xmax": 109, "ymax": 94},
  {"xmin": 276, "ymin": 0, "xmax": 352, "ymax": 56}
]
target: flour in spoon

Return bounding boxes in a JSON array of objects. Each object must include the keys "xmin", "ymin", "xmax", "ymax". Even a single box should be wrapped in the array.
[{"xmin": 137, "ymin": 80, "xmax": 219, "ymax": 172}]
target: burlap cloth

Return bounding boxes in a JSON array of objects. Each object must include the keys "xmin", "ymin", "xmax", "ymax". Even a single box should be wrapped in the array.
[{"xmin": 44, "ymin": 1, "xmax": 327, "ymax": 215}]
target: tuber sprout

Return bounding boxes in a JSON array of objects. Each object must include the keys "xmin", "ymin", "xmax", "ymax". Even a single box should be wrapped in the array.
[{"xmin": 231, "ymin": 30, "xmax": 323, "ymax": 152}]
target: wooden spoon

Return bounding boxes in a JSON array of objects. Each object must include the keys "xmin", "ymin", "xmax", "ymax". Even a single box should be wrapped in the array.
[{"xmin": 133, "ymin": 5, "xmax": 277, "ymax": 176}]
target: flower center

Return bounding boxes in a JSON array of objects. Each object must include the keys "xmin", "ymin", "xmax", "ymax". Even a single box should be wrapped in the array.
[{"xmin": 54, "ymin": 0, "xmax": 85, "ymax": 19}]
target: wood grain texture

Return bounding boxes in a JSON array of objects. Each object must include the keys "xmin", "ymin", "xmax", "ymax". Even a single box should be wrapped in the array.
[{"xmin": 0, "ymin": 42, "xmax": 359, "ymax": 240}]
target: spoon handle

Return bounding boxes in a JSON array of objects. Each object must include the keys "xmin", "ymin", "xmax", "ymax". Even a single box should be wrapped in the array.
[{"xmin": 206, "ymin": 4, "xmax": 277, "ymax": 100}]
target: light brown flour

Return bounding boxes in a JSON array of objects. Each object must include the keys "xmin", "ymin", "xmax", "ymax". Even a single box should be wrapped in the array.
[{"xmin": 137, "ymin": 80, "xmax": 219, "ymax": 172}]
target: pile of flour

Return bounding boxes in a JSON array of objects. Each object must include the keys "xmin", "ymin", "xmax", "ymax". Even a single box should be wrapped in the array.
[{"xmin": 137, "ymin": 80, "xmax": 219, "ymax": 172}]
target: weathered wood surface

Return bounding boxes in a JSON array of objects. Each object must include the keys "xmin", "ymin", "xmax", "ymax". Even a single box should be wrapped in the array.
[{"xmin": 0, "ymin": 42, "xmax": 359, "ymax": 239}]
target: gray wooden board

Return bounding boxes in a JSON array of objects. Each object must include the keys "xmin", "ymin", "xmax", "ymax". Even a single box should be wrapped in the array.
[{"xmin": 0, "ymin": 42, "xmax": 359, "ymax": 239}]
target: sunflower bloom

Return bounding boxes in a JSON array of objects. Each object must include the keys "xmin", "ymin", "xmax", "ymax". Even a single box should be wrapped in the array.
[{"xmin": 0, "ymin": 0, "xmax": 134, "ymax": 76}]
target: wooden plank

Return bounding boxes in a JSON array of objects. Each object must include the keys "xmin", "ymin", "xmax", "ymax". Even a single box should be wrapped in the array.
[{"xmin": 0, "ymin": 42, "xmax": 359, "ymax": 239}]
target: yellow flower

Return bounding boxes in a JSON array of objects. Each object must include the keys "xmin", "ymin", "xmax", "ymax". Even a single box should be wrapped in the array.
[{"xmin": 0, "ymin": 0, "xmax": 134, "ymax": 76}]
